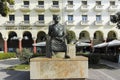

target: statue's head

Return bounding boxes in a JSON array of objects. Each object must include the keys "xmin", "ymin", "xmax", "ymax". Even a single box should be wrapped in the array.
[
  {"xmin": 53, "ymin": 15, "xmax": 60, "ymax": 23},
  {"xmin": 110, "ymin": 12, "xmax": 120, "ymax": 29}
]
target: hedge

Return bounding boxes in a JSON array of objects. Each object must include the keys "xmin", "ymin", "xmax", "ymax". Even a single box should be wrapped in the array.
[{"xmin": 0, "ymin": 53, "xmax": 16, "ymax": 60}]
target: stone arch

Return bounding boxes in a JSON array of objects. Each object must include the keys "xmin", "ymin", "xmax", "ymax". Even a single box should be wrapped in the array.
[
  {"xmin": 107, "ymin": 31, "xmax": 117, "ymax": 42},
  {"xmin": 7, "ymin": 31, "xmax": 18, "ymax": 52},
  {"xmin": 93, "ymin": 31, "xmax": 104, "ymax": 45},
  {"xmin": 22, "ymin": 31, "xmax": 33, "ymax": 48},
  {"xmin": 37, "ymin": 31, "xmax": 46, "ymax": 42},
  {"xmin": 79, "ymin": 31, "xmax": 90, "ymax": 42}
]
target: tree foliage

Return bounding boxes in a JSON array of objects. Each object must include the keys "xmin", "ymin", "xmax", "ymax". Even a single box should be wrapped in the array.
[
  {"xmin": 0, "ymin": 0, "xmax": 14, "ymax": 17},
  {"xmin": 16, "ymin": 48, "xmax": 33, "ymax": 64}
]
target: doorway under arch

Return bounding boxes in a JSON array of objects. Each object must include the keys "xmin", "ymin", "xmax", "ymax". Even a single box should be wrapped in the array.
[{"xmin": 7, "ymin": 31, "xmax": 18, "ymax": 52}]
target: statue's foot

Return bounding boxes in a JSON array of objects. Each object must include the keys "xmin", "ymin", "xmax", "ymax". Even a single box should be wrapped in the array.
[{"xmin": 65, "ymin": 55, "xmax": 70, "ymax": 59}]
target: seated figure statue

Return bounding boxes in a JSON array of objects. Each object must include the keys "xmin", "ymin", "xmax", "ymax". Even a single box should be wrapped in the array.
[{"xmin": 47, "ymin": 15, "xmax": 70, "ymax": 58}]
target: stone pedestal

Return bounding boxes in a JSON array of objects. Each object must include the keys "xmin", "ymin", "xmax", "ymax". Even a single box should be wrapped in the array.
[{"xmin": 30, "ymin": 56, "xmax": 88, "ymax": 80}]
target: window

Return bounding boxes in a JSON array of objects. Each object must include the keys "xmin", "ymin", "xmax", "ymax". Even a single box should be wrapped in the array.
[
  {"xmin": 68, "ymin": 1, "xmax": 73, "ymax": 5},
  {"xmin": 38, "ymin": 1, "xmax": 44, "ymax": 5},
  {"xmin": 110, "ymin": 1, "xmax": 115, "ymax": 5},
  {"xmin": 24, "ymin": 15, "xmax": 29, "ymax": 21},
  {"xmin": 38, "ymin": 15, "xmax": 44, "ymax": 20},
  {"xmin": 96, "ymin": 1, "xmax": 101, "ymax": 5},
  {"xmin": 82, "ymin": 15, "xmax": 87, "ymax": 21},
  {"xmin": 68, "ymin": 15, "xmax": 73, "ymax": 21},
  {"xmin": 24, "ymin": 1, "xmax": 29, "ymax": 5},
  {"xmin": 96, "ymin": 15, "xmax": 101, "ymax": 21},
  {"xmin": 53, "ymin": 1, "xmax": 59, "ymax": 5},
  {"xmin": 9, "ymin": 15, "xmax": 15, "ymax": 21},
  {"xmin": 82, "ymin": 1, "xmax": 87, "ymax": 5}
]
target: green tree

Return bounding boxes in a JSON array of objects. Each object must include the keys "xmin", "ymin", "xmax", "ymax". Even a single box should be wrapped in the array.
[
  {"xmin": 0, "ymin": 0, "xmax": 14, "ymax": 17},
  {"xmin": 16, "ymin": 48, "xmax": 33, "ymax": 64},
  {"xmin": 66, "ymin": 30, "xmax": 76, "ymax": 44}
]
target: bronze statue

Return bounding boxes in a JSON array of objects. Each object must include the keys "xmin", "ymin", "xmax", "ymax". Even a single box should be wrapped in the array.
[
  {"xmin": 111, "ymin": 12, "xmax": 120, "ymax": 29},
  {"xmin": 47, "ymin": 15, "xmax": 70, "ymax": 58}
]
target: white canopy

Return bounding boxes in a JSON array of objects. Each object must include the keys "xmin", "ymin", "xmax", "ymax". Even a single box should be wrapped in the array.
[
  {"xmin": 32, "ymin": 42, "xmax": 46, "ymax": 46},
  {"xmin": 94, "ymin": 42, "xmax": 108, "ymax": 48},
  {"xmin": 94, "ymin": 40, "xmax": 120, "ymax": 48},
  {"xmin": 108, "ymin": 40, "xmax": 120, "ymax": 47},
  {"xmin": 76, "ymin": 42, "xmax": 91, "ymax": 47}
]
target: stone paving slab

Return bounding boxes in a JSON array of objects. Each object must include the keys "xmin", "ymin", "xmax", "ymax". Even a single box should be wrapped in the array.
[{"xmin": 0, "ymin": 58, "xmax": 20, "ymax": 69}]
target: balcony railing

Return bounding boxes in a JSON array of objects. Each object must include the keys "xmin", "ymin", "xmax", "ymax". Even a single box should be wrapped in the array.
[
  {"xmin": 34, "ymin": 20, "xmax": 45, "ymax": 27},
  {"xmin": 9, "ymin": 5, "xmax": 15, "ymax": 12},
  {"xmin": 49, "ymin": 5, "xmax": 60, "ymax": 12},
  {"xmin": 80, "ymin": 20, "xmax": 89, "ymax": 26},
  {"xmin": 66, "ymin": 20, "xmax": 74, "ymax": 26},
  {"xmin": 4, "ymin": 21, "xmax": 15, "ymax": 27},
  {"xmin": 108, "ymin": 21, "xmax": 116, "ymax": 26},
  {"xmin": 108, "ymin": 5, "xmax": 117, "ymax": 12},
  {"xmin": 94, "ymin": 5, "xmax": 103, "ymax": 12},
  {"xmin": 20, "ymin": 5, "xmax": 30, "ymax": 12},
  {"xmin": 66, "ymin": 5, "xmax": 74, "ymax": 12},
  {"xmin": 34, "ymin": 5, "xmax": 45, "ymax": 12},
  {"xmin": 19, "ymin": 21, "xmax": 30, "ymax": 27},
  {"xmin": 94, "ymin": 20, "xmax": 103, "ymax": 26},
  {"xmin": 80, "ymin": 5, "xmax": 89, "ymax": 12}
]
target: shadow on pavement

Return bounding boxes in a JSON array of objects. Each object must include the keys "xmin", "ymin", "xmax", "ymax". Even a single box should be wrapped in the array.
[
  {"xmin": 89, "ymin": 64, "xmax": 115, "ymax": 69},
  {"xmin": 0, "ymin": 69, "xmax": 30, "ymax": 80}
]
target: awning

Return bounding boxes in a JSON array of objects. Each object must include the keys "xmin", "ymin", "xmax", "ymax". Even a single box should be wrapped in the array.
[
  {"xmin": 76, "ymin": 41, "xmax": 91, "ymax": 47},
  {"xmin": 94, "ymin": 42, "xmax": 108, "ymax": 48},
  {"xmin": 108, "ymin": 40, "xmax": 120, "ymax": 47},
  {"xmin": 32, "ymin": 42, "xmax": 46, "ymax": 46}
]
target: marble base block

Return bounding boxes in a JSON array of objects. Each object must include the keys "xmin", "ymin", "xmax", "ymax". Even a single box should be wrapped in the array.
[{"xmin": 30, "ymin": 56, "xmax": 88, "ymax": 80}]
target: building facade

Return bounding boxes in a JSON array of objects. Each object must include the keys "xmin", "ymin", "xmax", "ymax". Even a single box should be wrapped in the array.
[{"xmin": 0, "ymin": 0, "xmax": 120, "ymax": 53}]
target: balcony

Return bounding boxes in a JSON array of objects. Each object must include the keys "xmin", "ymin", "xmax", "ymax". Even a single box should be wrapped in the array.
[
  {"xmin": 66, "ymin": 5, "xmax": 74, "ymax": 12},
  {"xmin": 94, "ymin": 5, "xmax": 103, "ymax": 12},
  {"xmin": 19, "ymin": 21, "xmax": 30, "ymax": 27},
  {"xmin": 34, "ymin": 5, "xmax": 45, "ymax": 12},
  {"xmin": 80, "ymin": 5, "xmax": 89, "ymax": 12},
  {"xmin": 94, "ymin": 20, "xmax": 103, "ymax": 26},
  {"xmin": 20, "ymin": 5, "xmax": 30, "ymax": 12},
  {"xmin": 80, "ymin": 20, "xmax": 89, "ymax": 26},
  {"xmin": 4, "ymin": 21, "xmax": 15, "ymax": 27},
  {"xmin": 49, "ymin": 5, "xmax": 60, "ymax": 12},
  {"xmin": 66, "ymin": 20, "xmax": 74, "ymax": 26},
  {"xmin": 9, "ymin": 5, "xmax": 15, "ymax": 12},
  {"xmin": 34, "ymin": 20, "xmax": 45, "ymax": 27},
  {"xmin": 108, "ymin": 5, "xmax": 117, "ymax": 12},
  {"xmin": 108, "ymin": 21, "xmax": 116, "ymax": 26}
]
